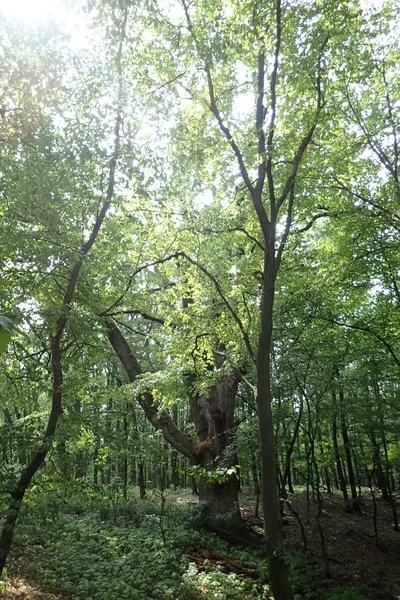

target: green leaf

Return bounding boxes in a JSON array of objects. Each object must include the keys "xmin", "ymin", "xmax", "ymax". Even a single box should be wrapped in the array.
[{"xmin": 0, "ymin": 316, "xmax": 12, "ymax": 355}]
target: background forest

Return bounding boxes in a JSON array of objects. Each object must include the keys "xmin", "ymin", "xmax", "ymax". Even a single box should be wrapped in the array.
[{"xmin": 0, "ymin": 0, "xmax": 399, "ymax": 599}]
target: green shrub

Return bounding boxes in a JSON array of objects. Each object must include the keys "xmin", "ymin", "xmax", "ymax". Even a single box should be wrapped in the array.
[{"xmin": 326, "ymin": 586, "xmax": 369, "ymax": 600}]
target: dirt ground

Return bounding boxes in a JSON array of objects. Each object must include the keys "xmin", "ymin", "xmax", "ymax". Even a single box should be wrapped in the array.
[{"xmin": 241, "ymin": 490, "xmax": 400, "ymax": 600}]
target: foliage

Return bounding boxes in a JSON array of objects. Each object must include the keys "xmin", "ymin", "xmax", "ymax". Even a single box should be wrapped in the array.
[
  {"xmin": 16, "ymin": 486, "xmax": 270, "ymax": 600},
  {"xmin": 325, "ymin": 588, "xmax": 369, "ymax": 600},
  {"xmin": 1, "ymin": 1, "xmax": 400, "ymax": 599}
]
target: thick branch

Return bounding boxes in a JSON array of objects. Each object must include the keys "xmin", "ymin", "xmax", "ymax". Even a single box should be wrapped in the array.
[
  {"xmin": 103, "ymin": 309, "xmax": 166, "ymax": 325},
  {"xmin": 106, "ymin": 320, "xmax": 196, "ymax": 460}
]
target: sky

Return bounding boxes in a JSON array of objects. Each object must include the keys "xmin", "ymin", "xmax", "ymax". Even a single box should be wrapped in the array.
[
  {"xmin": 0, "ymin": 0, "xmax": 65, "ymax": 20},
  {"xmin": 0, "ymin": 0, "xmax": 387, "ymax": 22}
]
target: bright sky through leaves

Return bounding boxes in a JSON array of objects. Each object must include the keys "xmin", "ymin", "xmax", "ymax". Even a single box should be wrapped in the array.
[{"xmin": 0, "ymin": 0, "xmax": 65, "ymax": 19}]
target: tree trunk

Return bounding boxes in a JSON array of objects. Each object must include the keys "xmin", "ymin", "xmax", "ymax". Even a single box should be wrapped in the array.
[
  {"xmin": 0, "ymin": 13, "xmax": 125, "ymax": 562},
  {"xmin": 256, "ymin": 249, "xmax": 294, "ymax": 600},
  {"xmin": 332, "ymin": 392, "xmax": 348, "ymax": 503},
  {"xmin": 190, "ymin": 373, "xmax": 260, "ymax": 544},
  {"xmin": 107, "ymin": 322, "xmax": 257, "ymax": 543},
  {"xmin": 138, "ymin": 460, "xmax": 146, "ymax": 499},
  {"xmin": 339, "ymin": 386, "xmax": 361, "ymax": 512}
]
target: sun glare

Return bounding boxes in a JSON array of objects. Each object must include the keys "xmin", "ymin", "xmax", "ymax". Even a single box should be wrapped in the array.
[{"xmin": 0, "ymin": 0, "xmax": 65, "ymax": 21}]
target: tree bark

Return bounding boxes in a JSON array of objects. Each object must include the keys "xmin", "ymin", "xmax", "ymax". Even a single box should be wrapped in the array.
[{"xmin": 256, "ymin": 247, "xmax": 294, "ymax": 600}]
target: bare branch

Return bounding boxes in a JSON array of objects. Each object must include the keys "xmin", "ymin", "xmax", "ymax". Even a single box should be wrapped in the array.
[
  {"xmin": 316, "ymin": 316, "xmax": 400, "ymax": 370},
  {"xmin": 292, "ymin": 211, "xmax": 331, "ymax": 234},
  {"xmin": 104, "ymin": 309, "xmax": 166, "ymax": 325}
]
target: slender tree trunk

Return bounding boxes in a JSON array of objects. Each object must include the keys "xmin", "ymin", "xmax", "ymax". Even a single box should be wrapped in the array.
[
  {"xmin": 369, "ymin": 432, "xmax": 389, "ymax": 501},
  {"xmin": 281, "ymin": 395, "xmax": 303, "ymax": 497},
  {"xmin": 256, "ymin": 249, "xmax": 293, "ymax": 600},
  {"xmin": 251, "ymin": 451, "xmax": 261, "ymax": 518},
  {"xmin": 332, "ymin": 391, "xmax": 348, "ymax": 503},
  {"xmin": 138, "ymin": 460, "xmax": 146, "ymax": 499},
  {"xmin": 339, "ymin": 386, "xmax": 361, "ymax": 512},
  {"xmin": 0, "ymin": 6, "xmax": 127, "ymax": 565},
  {"xmin": 170, "ymin": 406, "xmax": 180, "ymax": 488}
]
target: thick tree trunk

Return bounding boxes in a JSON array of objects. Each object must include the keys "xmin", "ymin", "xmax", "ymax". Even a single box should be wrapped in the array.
[
  {"xmin": 107, "ymin": 323, "xmax": 257, "ymax": 542},
  {"xmin": 190, "ymin": 374, "xmax": 258, "ymax": 544}
]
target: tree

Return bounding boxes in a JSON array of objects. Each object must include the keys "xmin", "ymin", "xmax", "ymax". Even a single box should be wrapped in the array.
[
  {"xmin": 0, "ymin": 6, "xmax": 128, "ymax": 572},
  {"xmin": 141, "ymin": 0, "xmax": 366, "ymax": 596}
]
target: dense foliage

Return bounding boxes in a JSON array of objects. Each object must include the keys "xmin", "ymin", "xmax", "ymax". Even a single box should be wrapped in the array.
[{"xmin": 0, "ymin": 0, "xmax": 399, "ymax": 598}]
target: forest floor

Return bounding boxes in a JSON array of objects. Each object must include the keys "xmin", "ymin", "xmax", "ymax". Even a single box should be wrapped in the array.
[
  {"xmin": 241, "ymin": 490, "xmax": 400, "ymax": 599},
  {"xmin": 2, "ymin": 489, "xmax": 400, "ymax": 599},
  {"xmin": 3, "ymin": 558, "xmax": 62, "ymax": 600}
]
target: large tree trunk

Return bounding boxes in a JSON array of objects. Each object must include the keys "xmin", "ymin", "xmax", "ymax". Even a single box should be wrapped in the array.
[
  {"xmin": 107, "ymin": 322, "xmax": 258, "ymax": 544},
  {"xmin": 190, "ymin": 373, "xmax": 258, "ymax": 544}
]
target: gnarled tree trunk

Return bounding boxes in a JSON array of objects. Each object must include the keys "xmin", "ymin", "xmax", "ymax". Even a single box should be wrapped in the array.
[{"xmin": 106, "ymin": 322, "xmax": 258, "ymax": 544}]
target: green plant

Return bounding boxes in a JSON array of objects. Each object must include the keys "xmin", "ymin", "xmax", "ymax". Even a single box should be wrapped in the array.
[
  {"xmin": 326, "ymin": 587, "xmax": 369, "ymax": 600},
  {"xmin": 0, "ymin": 567, "xmax": 7, "ymax": 595}
]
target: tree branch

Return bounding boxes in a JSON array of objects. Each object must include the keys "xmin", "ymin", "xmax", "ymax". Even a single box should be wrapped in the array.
[{"xmin": 106, "ymin": 320, "xmax": 196, "ymax": 460}]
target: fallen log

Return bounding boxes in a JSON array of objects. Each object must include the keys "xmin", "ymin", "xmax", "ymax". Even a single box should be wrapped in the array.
[{"xmin": 184, "ymin": 547, "xmax": 258, "ymax": 578}]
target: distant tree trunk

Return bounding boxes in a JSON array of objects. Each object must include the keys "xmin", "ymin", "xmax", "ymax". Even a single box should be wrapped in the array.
[
  {"xmin": 251, "ymin": 451, "xmax": 261, "ymax": 518},
  {"xmin": 74, "ymin": 399, "xmax": 87, "ymax": 480},
  {"xmin": 190, "ymin": 474, "xmax": 199, "ymax": 496},
  {"xmin": 369, "ymin": 432, "xmax": 389, "ymax": 501},
  {"xmin": 332, "ymin": 391, "xmax": 348, "ymax": 503},
  {"xmin": 281, "ymin": 395, "xmax": 303, "ymax": 498},
  {"xmin": 121, "ymin": 412, "xmax": 129, "ymax": 498},
  {"xmin": 339, "ymin": 386, "xmax": 361, "ymax": 512},
  {"xmin": 170, "ymin": 406, "xmax": 180, "ymax": 488},
  {"xmin": 138, "ymin": 460, "xmax": 146, "ymax": 499},
  {"xmin": 93, "ymin": 444, "xmax": 99, "ymax": 486}
]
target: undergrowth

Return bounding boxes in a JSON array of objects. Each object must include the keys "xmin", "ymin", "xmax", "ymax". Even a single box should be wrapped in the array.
[
  {"xmin": 13, "ymin": 482, "xmax": 269, "ymax": 600},
  {"xmin": 5, "ymin": 480, "xmax": 372, "ymax": 600}
]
